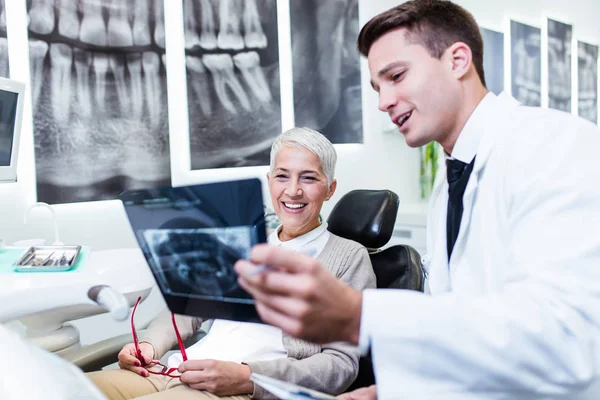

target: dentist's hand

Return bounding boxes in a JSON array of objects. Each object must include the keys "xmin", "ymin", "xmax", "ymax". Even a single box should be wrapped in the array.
[
  {"xmin": 338, "ymin": 385, "xmax": 378, "ymax": 400},
  {"xmin": 178, "ymin": 359, "xmax": 254, "ymax": 395},
  {"xmin": 117, "ymin": 342, "xmax": 154, "ymax": 377},
  {"xmin": 235, "ymin": 244, "xmax": 363, "ymax": 345}
]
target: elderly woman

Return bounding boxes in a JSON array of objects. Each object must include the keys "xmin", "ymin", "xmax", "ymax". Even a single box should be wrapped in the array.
[{"xmin": 88, "ymin": 127, "xmax": 375, "ymax": 400}]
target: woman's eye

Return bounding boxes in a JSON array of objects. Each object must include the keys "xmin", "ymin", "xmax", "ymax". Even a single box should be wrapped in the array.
[
  {"xmin": 301, "ymin": 176, "xmax": 316, "ymax": 181},
  {"xmin": 276, "ymin": 175, "xmax": 288, "ymax": 180}
]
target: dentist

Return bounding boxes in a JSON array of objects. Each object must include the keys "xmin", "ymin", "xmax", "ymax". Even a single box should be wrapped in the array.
[{"xmin": 236, "ymin": 1, "xmax": 600, "ymax": 399}]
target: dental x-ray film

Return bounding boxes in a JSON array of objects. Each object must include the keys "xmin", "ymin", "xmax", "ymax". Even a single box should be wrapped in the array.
[{"xmin": 120, "ymin": 178, "xmax": 266, "ymax": 322}]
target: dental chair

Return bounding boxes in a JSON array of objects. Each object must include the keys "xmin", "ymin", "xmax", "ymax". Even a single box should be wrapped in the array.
[
  {"xmin": 62, "ymin": 189, "xmax": 425, "ymax": 389},
  {"xmin": 326, "ymin": 189, "xmax": 425, "ymax": 390}
]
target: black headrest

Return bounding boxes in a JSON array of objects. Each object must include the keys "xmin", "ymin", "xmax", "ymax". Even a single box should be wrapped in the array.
[{"xmin": 327, "ymin": 190, "xmax": 399, "ymax": 249}]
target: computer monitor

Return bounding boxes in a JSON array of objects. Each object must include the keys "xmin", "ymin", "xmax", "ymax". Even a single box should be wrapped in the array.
[{"xmin": 0, "ymin": 77, "xmax": 25, "ymax": 183}]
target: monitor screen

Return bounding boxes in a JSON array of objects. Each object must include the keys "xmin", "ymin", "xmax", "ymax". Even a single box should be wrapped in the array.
[
  {"xmin": 119, "ymin": 178, "xmax": 267, "ymax": 322},
  {"xmin": 0, "ymin": 90, "xmax": 19, "ymax": 166},
  {"xmin": 0, "ymin": 77, "xmax": 25, "ymax": 183}
]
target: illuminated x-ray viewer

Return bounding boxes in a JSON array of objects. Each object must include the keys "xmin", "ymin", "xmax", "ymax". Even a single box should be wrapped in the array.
[
  {"xmin": 0, "ymin": 77, "xmax": 25, "ymax": 183},
  {"xmin": 119, "ymin": 178, "xmax": 267, "ymax": 323}
]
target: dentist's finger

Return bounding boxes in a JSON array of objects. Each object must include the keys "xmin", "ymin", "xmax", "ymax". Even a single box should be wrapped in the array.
[
  {"xmin": 249, "ymin": 245, "xmax": 318, "ymax": 274},
  {"xmin": 238, "ymin": 276, "xmax": 311, "ymax": 318},
  {"xmin": 252, "ymin": 296, "xmax": 307, "ymax": 338}
]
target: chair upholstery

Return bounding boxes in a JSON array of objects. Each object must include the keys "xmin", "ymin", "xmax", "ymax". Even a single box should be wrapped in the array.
[
  {"xmin": 370, "ymin": 244, "xmax": 424, "ymax": 290},
  {"xmin": 327, "ymin": 189, "xmax": 399, "ymax": 250},
  {"xmin": 327, "ymin": 189, "xmax": 425, "ymax": 390}
]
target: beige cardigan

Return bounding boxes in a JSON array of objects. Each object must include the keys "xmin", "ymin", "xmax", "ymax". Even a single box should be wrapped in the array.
[{"xmin": 141, "ymin": 233, "xmax": 376, "ymax": 399}]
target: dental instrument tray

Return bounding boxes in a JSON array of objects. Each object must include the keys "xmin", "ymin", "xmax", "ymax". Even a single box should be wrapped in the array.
[{"xmin": 14, "ymin": 245, "xmax": 82, "ymax": 272}]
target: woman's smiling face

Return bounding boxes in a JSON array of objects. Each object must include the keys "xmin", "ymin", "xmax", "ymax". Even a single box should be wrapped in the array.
[{"xmin": 267, "ymin": 145, "xmax": 336, "ymax": 241}]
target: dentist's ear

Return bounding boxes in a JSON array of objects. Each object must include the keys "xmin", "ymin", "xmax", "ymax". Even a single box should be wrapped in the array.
[{"xmin": 445, "ymin": 41, "xmax": 472, "ymax": 80}]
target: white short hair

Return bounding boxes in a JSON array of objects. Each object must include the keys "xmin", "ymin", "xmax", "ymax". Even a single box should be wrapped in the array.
[{"xmin": 270, "ymin": 127, "xmax": 337, "ymax": 185}]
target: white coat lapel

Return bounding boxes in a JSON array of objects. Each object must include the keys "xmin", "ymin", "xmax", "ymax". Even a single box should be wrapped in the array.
[
  {"xmin": 425, "ymin": 172, "xmax": 452, "ymax": 294},
  {"xmin": 449, "ymin": 93, "xmax": 521, "ymax": 268}
]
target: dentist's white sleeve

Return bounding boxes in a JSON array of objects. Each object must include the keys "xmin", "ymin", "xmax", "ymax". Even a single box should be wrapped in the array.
[{"xmin": 359, "ymin": 286, "xmax": 600, "ymax": 399}]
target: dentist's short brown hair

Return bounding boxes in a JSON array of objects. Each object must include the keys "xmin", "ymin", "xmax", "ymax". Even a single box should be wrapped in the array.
[{"xmin": 357, "ymin": 0, "xmax": 486, "ymax": 87}]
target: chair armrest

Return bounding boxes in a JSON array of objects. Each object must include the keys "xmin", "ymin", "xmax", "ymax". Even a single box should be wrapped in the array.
[
  {"xmin": 60, "ymin": 329, "xmax": 208, "ymax": 372},
  {"xmin": 60, "ymin": 332, "xmax": 134, "ymax": 373}
]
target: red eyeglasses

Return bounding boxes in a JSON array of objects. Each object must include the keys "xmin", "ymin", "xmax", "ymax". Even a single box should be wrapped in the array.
[{"xmin": 131, "ymin": 296, "xmax": 188, "ymax": 378}]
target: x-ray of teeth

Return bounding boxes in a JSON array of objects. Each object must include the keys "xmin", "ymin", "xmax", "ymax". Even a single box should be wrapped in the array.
[
  {"xmin": 578, "ymin": 41, "xmax": 598, "ymax": 124},
  {"xmin": 143, "ymin": 227, "xmax": 254, "ymax": 299},
  {"xmin": 511, "ymin": 20, "xmax": 541, "ymax": 107},
  {"xmin": 0, "ymin": 0, "xmax": 9, "ymax": 78},
  {"xmin": 547, "ymin": 19, "xmax": 572, "ymax": 112},
  {"xmin": 183, "ymin": 0, "xmax": 281, "ymax": 170},
  {"xmin": 27, "ymin": 0, "xmax": 171, "ymax": 204},
  {"xmin": 0, "ymin": 91, "xmax": 18, "ymax": 166},
  {"xmin": 481, "ymin": 28, "xmax": 504, "ymax": 95},
  {"xmin": 290, "ymin": 0, "xmax": 363, "ymax": 144}
]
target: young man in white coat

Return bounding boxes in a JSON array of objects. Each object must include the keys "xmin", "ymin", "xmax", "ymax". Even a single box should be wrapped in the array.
[{"xmin": 235, "ymin": 1, "xmax": 600, "ymax": 399}]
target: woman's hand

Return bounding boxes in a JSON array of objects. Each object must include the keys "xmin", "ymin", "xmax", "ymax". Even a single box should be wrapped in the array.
[
  {"xmin": 338, "ymin": 385, "xmax": 378, "ymax": 400},
  {"xmin": 117, "ymin": 342, "xmax": 154, "ymax": 377},
  {"xmin": 178, "ymin": 359, "xmax": 254, "ymax": 396}
]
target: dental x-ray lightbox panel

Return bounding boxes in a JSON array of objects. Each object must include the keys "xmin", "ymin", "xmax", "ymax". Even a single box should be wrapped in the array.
[{"xmin": 0, "ymin": 77, "xmax": 25, "ymax": 183}]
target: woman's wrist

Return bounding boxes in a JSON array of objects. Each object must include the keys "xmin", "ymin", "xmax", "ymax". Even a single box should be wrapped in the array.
[
  {"xmin": 239, "ymin": 363, "xmax": 255, "ymax": 395},
  {"xmin": 139, "ymin": 341, "xmax": 156, "ymax": 359}
]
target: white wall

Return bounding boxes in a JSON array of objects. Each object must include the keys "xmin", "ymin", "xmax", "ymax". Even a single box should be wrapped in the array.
[{"xmin": 1, "ymin": 0, "xmax": 599, "ymax": 345}]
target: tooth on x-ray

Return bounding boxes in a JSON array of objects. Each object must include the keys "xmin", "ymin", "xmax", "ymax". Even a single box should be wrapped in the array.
[
  {"xmin": 29, "ymin": 0, "xmax": 55, "ymax": 35},
  {"xmin": 0, "ymin": 38, "xmax": 9, "ymax": 78},
  {"xmin": 80, "ymin": 0, "xmax": 107, "ymax": 46},
  {"xmin": 243, "ymin": 0, "xmax": 267, "ymax": 48},
  {"xmin": 109, "ymin": 54, "xmax": 130, "ymax": 114},
  {"xmin": 58, "ymin": 0, "xmax": 80, "ymax": 40},
  {"xmin": 186, "ymin": 55, "xmax": 213, "ymax": 116},
  {"xmin": 92, "ymin": 53, "xmax": 109, "ymax": 111},
  {"xmin": 133, "ymin": 0, "xmax": 152, "ymax": 46},
  {"xmin": 199, "ymin": 0, "xmax": 217, "ymax": 50},
  {"xmin": 49, "ymin": 43, "xmax": 73, "ymax": 124},
  {"xmin": 108, "ymin": 1, "xmax": 134, "ymax": 47},
  {"xmin": 143, "ymin": 52, "xmax": 162, "ymax": 127},
  {"xmin": 74, "ymin": 48, "xmax": 93, "ymax": 116},
  {"xmin": 578, "ymin": 43, "xmax": 599, "ymax": 122},
  {"xmin": 127, "ymin": 52, "xmax": 144, "ymax": 118},
  {"xmin": 154, "ymin": 0, "xmax": 166, "ymax": 48},
  {"xmin": 202, "ymin": 54, "xmax": 251, "ymax": 113},
  {"xmin": 233, "ymin": 51, "xmax": 272, "ymax": 103},
  {"xmin": 0, "ymin": 2, "xmax": 6, "ymax": 32},
  {"xmin": 217, "ymin": 0, "xmax": 244, "ymax": 50},
  {"xmin": 184, "ymin": 0, "xmax": 201, "ymax": 50}
]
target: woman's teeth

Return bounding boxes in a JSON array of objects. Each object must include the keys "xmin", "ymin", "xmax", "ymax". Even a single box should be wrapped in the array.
[{"xmin": 284, "ymin": 202, "xmax": 306, "ymax": 209}]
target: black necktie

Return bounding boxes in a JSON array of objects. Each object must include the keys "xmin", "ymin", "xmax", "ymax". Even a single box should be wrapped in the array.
[{"xmin": 446, "ymin": 156, "xmax": 476, "ymax": 261}]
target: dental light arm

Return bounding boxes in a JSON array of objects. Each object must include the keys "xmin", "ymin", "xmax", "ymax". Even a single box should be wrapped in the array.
[
  {"xmin": 24, "ymin": 202, "xmax": 64, "ymax": 245},
  {"xmin": 88, "ymin": 285, "xmax": 130, "ymax": 321}
]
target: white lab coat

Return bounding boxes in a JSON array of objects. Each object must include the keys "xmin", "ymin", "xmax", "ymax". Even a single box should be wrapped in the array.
[{"xmin": 359, "ymin": 93, "xmax": 600, "ymax": 399}]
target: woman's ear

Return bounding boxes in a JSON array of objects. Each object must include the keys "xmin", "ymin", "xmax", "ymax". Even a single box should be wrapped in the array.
[{"xmin": 326, "ymin": 179, "xmax": 337, "ymax": 200}]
